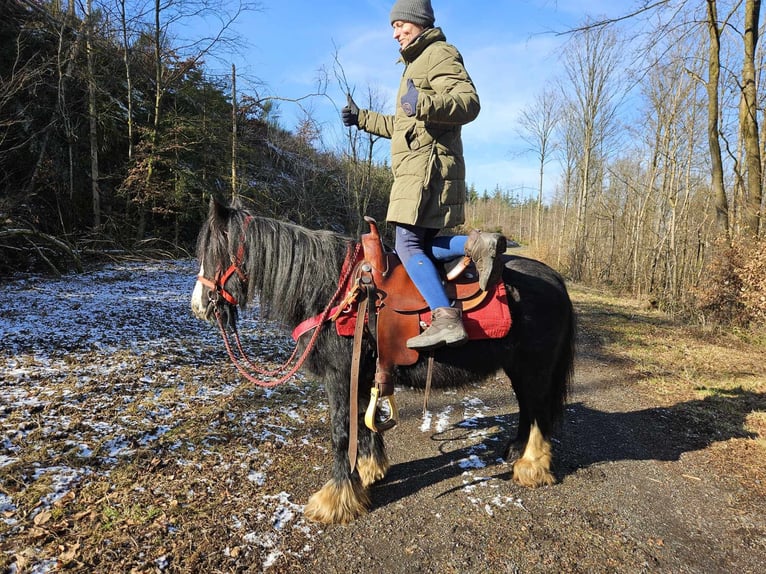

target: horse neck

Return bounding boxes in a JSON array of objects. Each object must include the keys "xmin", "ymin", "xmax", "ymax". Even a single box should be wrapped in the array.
[{"xmin": 244, "ymin": 217, "xmax": 348, "ymax": 327}]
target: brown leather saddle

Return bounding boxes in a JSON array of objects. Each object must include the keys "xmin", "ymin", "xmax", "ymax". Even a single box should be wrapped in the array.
[{"xmin": 351, "ymin": 217, "xmax": 491, "ymax": 432}]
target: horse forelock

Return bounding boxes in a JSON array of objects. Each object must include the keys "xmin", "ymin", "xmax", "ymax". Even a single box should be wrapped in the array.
[{"xmin": 195, "ymin": 204, "xmax": 230, "ymax": 280}]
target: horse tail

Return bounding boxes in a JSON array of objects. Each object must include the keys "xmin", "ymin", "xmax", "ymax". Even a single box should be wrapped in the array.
[{"xmin": 551, "ymin": 294, "xmax": 576, "ymax": 423}]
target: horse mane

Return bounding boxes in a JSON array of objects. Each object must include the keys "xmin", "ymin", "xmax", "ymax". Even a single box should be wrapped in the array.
[{"xmin": 197, "ymin": 200, "xmax": 352, "ymax": 328}]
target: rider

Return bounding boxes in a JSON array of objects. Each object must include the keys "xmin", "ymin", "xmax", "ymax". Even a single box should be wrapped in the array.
[{"xmin": 342, "ymin": 0, "xmax": 507, "ymax": 351}]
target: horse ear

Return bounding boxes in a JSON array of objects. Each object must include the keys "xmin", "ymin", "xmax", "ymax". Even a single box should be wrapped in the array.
[{"xmin": 209, "ymin": 195, "xmax": 229, "ymax": 223}]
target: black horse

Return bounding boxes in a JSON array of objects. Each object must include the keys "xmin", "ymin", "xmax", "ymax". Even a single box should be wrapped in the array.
[{"xmin": 191, "ymin": 199, "xmax": 576, "ymax": 524}]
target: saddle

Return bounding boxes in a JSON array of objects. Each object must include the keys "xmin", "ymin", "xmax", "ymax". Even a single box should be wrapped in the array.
[
  {"xmin": 342, "ymin": 218, "xmax": 511, "ymax": 434},
  {"xmin": 291, "ymin": 217, "xmax": 511, "ymax": 448},
  {"xmin": 356, "ymin": 217, "xmax": 489, "ymax": 371}
]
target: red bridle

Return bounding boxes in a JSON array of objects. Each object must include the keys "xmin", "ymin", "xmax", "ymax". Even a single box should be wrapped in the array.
[
  {"xmin": 197, "ymin": 261, "xmax": 246, "ymax": 306},
  {"xmin": 197, "ymin": 215, "xmax": 253, "ymax": 307}
]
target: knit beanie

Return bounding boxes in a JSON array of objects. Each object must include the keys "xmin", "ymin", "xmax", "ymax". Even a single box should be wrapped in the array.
[{"xmin": 389, "ymin": 0, "xmax": 435, "ymax": 28}]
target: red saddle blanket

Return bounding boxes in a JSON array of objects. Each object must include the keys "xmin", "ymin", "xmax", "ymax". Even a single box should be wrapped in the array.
[
  {"xmin": 334, "ymin": 276, "xmax": 511, "ymax": 339},
  {"xmin": 292, "ymin": 250, "xmax": 512, "ymax": 342}
]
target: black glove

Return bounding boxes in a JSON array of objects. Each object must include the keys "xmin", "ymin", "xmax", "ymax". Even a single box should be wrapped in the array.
[
  {"xmin": 400, "ymin": 79, "xmax": 418, "ymax": 117},
  {"xmin": 342, "ymin": 93, "xmax": 360, "ymax": 127}
]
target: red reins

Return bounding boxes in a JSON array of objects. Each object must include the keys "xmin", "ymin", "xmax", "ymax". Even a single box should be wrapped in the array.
[{"xmin": 203, "ymin": 242, "xmax": 361, "ymax": 388}]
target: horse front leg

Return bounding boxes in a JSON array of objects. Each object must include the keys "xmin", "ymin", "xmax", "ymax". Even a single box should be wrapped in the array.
[
  {"xmin": 304, "ymin": 369, "xmax": 370, "ymax": 524},
  {"xmin": 356, "ymin": 402, "xmax": 389, "ymax": 487}
]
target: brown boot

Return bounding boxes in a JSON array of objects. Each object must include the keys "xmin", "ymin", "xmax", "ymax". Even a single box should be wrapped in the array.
[
  {"xmin": 406, "ymin": 307, "xmax": 468, "ymax": 350},
  {"xmin": 465, "ymin": 230, "xmax": 507, "ymax": 291}
]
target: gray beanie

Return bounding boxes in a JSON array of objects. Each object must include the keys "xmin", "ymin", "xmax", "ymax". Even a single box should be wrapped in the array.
[{"xmin": 389, "ymin": 0, "xmax": 435, "ymax": 28}]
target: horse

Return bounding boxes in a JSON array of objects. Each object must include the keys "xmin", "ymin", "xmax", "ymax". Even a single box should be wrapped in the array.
[{"xmin": 191, "ymin": 198, "xmax": 576, "ymax": 525}]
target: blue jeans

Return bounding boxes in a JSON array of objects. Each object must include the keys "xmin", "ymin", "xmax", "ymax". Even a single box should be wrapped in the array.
[{"xmin": 394, "ymin": 224, "xmax": 467, "ymax": 310}]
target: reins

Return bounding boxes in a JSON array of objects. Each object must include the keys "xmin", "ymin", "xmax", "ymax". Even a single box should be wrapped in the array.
[{"xmin": 209, "ymin": 242, "xmax": 362, "ymax": 388}]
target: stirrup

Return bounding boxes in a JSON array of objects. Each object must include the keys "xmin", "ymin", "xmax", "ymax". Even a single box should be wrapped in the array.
[{"xmin": 364, "ymin": 386, "xmax": 399, "ymax": 432}]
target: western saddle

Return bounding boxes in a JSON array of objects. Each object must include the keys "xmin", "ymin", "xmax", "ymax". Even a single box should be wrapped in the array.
[{"xmin": 349, "ymin": 217, "xmax": 491, "ymax": 437}]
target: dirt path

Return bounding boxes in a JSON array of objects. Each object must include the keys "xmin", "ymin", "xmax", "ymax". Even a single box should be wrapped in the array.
[
  {"xmin": 296, "ymin": 369, "xmax": 764, "ymax": 573},
  {"xmin": 289, "ymin": 292, "xmax": 766, "ymax": 574},
  {"xmin": 1, "ymin": 261, "xmax": 764, "ymax": 573}
]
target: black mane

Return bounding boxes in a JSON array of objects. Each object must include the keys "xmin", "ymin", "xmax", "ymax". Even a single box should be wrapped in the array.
[{"xmin": 196, "ymin": 200, "xmax": 352, "ymax": 327}]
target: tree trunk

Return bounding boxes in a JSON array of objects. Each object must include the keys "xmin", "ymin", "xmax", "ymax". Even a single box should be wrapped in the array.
[
  {"xmin": 86, "ymin": 0, "xmax": 101, "ymax": 229},
  {"xmin": 706, "ymin": 0, "xmax": 730, "ymax": 239},
  {"xmin": 741, "ymin": 0, "xmax": 762, "ymax": 237},
  {"xmin": 120, "ymin": 0, "xmax": 134, "ymax": 161},
  {"xmin": 231, "ymin": 63, "xmax": 238, "ymax": 199}
]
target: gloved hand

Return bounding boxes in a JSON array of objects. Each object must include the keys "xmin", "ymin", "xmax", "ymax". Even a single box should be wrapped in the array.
[
  {"xmin": 342, "ymin": 93, "xmax": 360, "ymax": 127},
  {"xmin": 400, "ymin": 79, "xmax": 418, "ymax": 117}
]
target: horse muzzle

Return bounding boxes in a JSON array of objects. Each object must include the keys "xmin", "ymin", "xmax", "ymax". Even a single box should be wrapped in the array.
[{"xmin": 191, "ymin": 278, "xmax": 210, "ymax": 320}]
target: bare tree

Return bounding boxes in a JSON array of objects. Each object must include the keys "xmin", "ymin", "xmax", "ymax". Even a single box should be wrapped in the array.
[
  {"xmin": 231, "ymin": 63, "xmax": 238, "ymax": 199},
  {"xmin": 560, "ymin": 23, "xmax": 625, "ymax": 281},
  {"xmin": 705, "ymin": 0, "xmax": 731, "ymax": 239},
  {"xmin": 333, "ymin": 52, "xmax": 390, "ymax": 235},
  {"xmin": 516, "ymin": 88, "xmax": 561, "ymax": 246},
  {"xmin": 86, "ymin": 0, "xmax": 101, "ymax": 228},
  {"xmin": 740, "ymin": 0, "xmax": 763, "ymax": 237},
  {"xmin": 133, "ymin": 0, "xmax": 257, "ymax": 238},
  {"xmin": 114, "ymin": 0, "xmax": 152, "ymax": 162}
]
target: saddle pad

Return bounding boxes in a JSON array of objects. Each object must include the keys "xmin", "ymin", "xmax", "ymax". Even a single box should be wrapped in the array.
[{"xmin": 334, "ymin": 278, "xmax": 512, "ymax": 340}]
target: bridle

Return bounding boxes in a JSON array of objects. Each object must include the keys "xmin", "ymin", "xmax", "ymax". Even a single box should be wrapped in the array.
[
  {"xmin": 196, "ymin": 215, "xmax": 252, "ymax": 311},
  {"xmin": 198, "ymin": 229, "xmax": 361, "ymax": 388},
  {"xmin": 197, "ymin": 258, "xmax": 247, "ymax": 310}
]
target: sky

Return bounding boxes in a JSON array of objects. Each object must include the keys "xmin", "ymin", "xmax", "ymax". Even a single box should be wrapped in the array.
[{"xmin": 192, "ymin": 0, "xmax": 623, "ymax": 199}]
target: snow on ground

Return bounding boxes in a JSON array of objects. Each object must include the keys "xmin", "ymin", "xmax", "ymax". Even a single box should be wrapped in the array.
[
  {"xmin": 1, "ymin": 259, "xmax": 515, "ymax": 570},
  {"xmin": 0, "ymin": 260, "xmax": 319, "ymax": 569}
]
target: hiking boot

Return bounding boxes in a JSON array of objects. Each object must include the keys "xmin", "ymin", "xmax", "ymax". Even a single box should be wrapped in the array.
[
  {"xmin": 465, "ymin": 230, "xmax": 507, "ymax": 291},
  {"xmin": 406, "ymin": 307, "xmax": 468, "ymax": 350}
]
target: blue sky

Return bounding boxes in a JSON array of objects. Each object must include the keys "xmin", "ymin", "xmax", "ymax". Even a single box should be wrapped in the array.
[{"xmin": 196, "ymin": 0, "xmax": 621, "ymax": 198}]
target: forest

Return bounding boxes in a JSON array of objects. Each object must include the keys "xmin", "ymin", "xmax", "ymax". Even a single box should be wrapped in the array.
[{"xmin": 1, "ymin": 0, "xmax": 765, "ymax": 327}]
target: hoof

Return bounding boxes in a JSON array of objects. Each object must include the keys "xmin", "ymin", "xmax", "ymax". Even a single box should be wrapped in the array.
[
  {"xmin": 510, "ymin": 421, "xmax": 555, "ymax": 487},
  {"xmin": 512, "ymin": 457, "xmax": 556, "ymax": 487},
  {"xmin": 304, "ymin": 478, "xmax": 370, "ymax": 524},
  {"xmin": 357, "ymin": 453, "xmax": 390, "ymax": 487}
]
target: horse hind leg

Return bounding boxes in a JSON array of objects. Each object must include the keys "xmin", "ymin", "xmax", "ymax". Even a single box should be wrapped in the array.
[
  {"xmin": 511, "ymin": 420, "xmax": 555, "ymax": 487},
  {"xmin": 504, "ymin": 380, "xmax": 555, "ymax": 487},
  {"xmin": 503, "ymin": 355, "xmax": 563, "ymax": 487}
]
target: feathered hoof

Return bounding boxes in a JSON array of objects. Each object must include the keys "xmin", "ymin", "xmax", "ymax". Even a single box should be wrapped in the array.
[
  {"xmin": 512, "ymin": 457, "xmax": 556, "ymax": 488},
  {"xmin": 304, "ymin": 478, "xmax": 370, "ymax": 524},
  {"xmin": 357, "ymin": 453, "xmax": 390, "ymax": 487}
]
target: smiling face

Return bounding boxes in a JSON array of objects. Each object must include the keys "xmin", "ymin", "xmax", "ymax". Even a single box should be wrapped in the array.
[{"xmin": 392, "ymin": 20, "xmax": 424, "ymax": 49}]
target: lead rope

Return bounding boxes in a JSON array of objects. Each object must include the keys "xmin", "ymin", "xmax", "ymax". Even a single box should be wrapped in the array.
[
  {"xmin": 215, "ymin": 311, "xmax": 314, "ymax": 387},
  {"xmin": 232, "ymin": 329, "xmax": 301, "ymax": 377}
]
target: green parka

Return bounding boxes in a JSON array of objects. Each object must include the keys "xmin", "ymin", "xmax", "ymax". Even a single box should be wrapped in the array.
[{"xmin": 357, "ymin": 27, "xmax": 480, "ymax": 229}]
